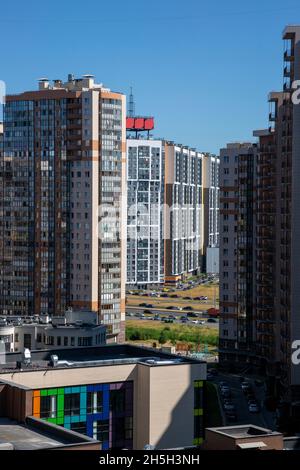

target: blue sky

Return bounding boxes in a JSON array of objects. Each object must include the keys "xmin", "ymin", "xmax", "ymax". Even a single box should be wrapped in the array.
[{"xmin": 1, "ymin": 0, "xmax": 300, "ymax": 153}]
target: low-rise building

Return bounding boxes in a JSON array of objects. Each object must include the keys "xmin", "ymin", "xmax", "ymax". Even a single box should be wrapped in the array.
[
  {"xmin": 0, "ymin": 344, "xmax": 206, "ymax": 450},
  {"xmin": 0, "ymin": 309, "xmax": 106, "ymax": 353}
]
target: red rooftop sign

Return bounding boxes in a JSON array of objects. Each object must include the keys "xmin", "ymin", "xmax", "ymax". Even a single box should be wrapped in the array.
[{"xmin": 126, "ymin": 117, "xmax": 154, "ymax": 131}]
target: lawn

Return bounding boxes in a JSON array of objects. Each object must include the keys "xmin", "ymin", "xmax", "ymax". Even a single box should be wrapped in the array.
[{"xmin": 126, "ymin": 319, "xmax": 218, "ymax": 350}]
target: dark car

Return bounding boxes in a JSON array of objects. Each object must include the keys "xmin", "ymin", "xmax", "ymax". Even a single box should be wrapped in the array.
[
  {"xmin": 183, "ymin": 306, "xmax": 193, "ymax": 310},
  {"xmin": 187, "ymin": 312, "xmax": 198, "ymax": 318},
  {"xmin": 207, "ymin": 318, "xmax": 217, "ymax": 323},
  {"xmin": 183, "ymin": 296, "xmax": 192, "ymax": 300},
  {"xmin": 170, "ymin": 294, "xmax": 179, "ymax": 298},
  {"xmin": 145, "ymin": 304, "xmax": 153, "ymax": 308},
  {"xmin": 194, "ymin": 296, "xmax": 201, "ymax": 301},
  {"xmin": 164, "ymin": 318, "xmax": 174, "ymax": 323},
  {"xmin": 166, "ymin": 305, "xmax": 177, "ymax": 310},
  {"xmin": 143, "ymin": 309, "xmax": 152, "ymax": 314},
  {"xmin": 161, "ymin": 293, "xmax": 168, "ymax": 298},
  {"xmin": 139, "ymin": 303, "xmax": 147, "ymax": 307},
  {"xmin": 225, "ymin": 411, "xmax": 237, "ymax": 422}
]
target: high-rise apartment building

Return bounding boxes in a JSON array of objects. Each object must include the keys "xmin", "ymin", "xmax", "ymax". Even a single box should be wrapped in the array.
[
  {"xmin": 0, "ymin": 75, "xmax": 126, "ymax": 342},
  {"xmin": 219, "ymin": 26, "xmax": 300, "ymax": 427},
  {"xmin": 164, "ymin": 143, "xmax": 203, "ymax": 284},
  {"xmin": 126, "ymin": 117, "xmax": 206, "ymax": 288},
  {"xmin": 126, "ymin": 138, "xmax": 164, "ymax": 287},
  {"xmin": 219, "ymin": 142, "xmax": 257, "ymax": 363},
  {"xmin": 202, "ymin": 154, "xmax": 220, "ymax": 273}
]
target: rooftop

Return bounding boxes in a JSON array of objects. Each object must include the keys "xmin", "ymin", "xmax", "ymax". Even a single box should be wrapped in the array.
[
  {"xmin": 0, "ymin": 344, "xmax": 203, "ymax": 375},
  {"xmin": 207, "ymin": 424, "xmax": 281, "ymax": 439},
  {"xmin": 0, "ymin": 417, "xmax": 98, "ymax": 450}
]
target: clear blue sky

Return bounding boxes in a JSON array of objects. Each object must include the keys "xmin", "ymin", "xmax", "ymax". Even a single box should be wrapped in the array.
[{"xmin": 1, "ymin": 0, "xmax": 300, "ymax": 153}]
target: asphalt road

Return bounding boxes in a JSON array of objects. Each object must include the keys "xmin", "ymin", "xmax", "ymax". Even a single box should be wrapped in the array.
[
  {"xmin": 125, "ymin": 307, "xmax": 219, "ymax": 329},
  {"xmin": 210, "ymin": 371, "xmax": 276, "ymax": 429}
]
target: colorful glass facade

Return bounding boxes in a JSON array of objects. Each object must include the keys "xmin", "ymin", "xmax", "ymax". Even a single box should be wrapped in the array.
[{"xmin": 32, "ymin": 381, "xmax": 133, "ymax": 449}]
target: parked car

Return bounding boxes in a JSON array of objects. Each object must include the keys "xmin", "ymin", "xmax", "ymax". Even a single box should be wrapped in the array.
[
  {"xmin": 164, "ymin": 318, "xmax": 174, "ymax": 323},
  {"xmin": 161, "ymin": 293, "xmax": 168, "ymax": 298},
  {"xmin": 145, "ymin": 304, "xmax": 153, "ymax": 308},
  {"xmin": 249, "ymin": 403, "xmax": 259, "ymax": 413},
  {"xmin": 183, "ymin": 296, "xmax": 192, "ymax": 300},
  {"xmin": 241, "ymin": 382, "xmax": 251, "ymax": 392},
  {"xmin": 207, "ymin": 318, "xmax": 217, "ymax": 323},
  {"xmin": 170, "ymin": 294, "xmax": 179, "ymax": 298},
  {"xmin": 139, "ymin": 303, "xmax": 147, "ymax": 307},
  {"xmin": 183, "ymin": 306, "xmax": 193, "ymax": 310},
  {"xmin": 181, "ymin": 317, "xmax": 188, "ymax": 323},
  {"xmin": 166, "ymin": 306, "xmax": 177, "ymax": 310},
  {"xmin": 187, "ymin": 312, "xmax": 198, "ymax": 318},
  {"xmin": 198, "ymin": 320, "xmax": 205, "ymax": 325},
  {"xmin": 154, "ymin": 315, "xmax": 160, "ymax": 321},
  {"xmin": 194, "ymin": 296, "xmax": 201, "ymax": 301},
  {"xmin": 225, "ymin": 410, "xmax": 237, "ymax": 422},
  {"xmin": 223, "ymin": 401, "xmax": 235, "ymax": 412},
  {"xmin": 143, "ymin": 309, "xmax": 152, "ymax": 314}
]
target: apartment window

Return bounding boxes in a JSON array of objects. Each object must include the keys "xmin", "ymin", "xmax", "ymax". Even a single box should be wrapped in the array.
[
  {"xmin": 223, "ymin": 283, "xmax": 229, "ymax": 289},
  {"xmin": 64, "ymin": 337, "xmax": 68, "ymax": 346},
  {"xmin": 36, "ymin": 333, "xmax": 42, "ymax": 343},
  {"xmin": 15, "ymin": 333, "xmax": 19, "ymax": 342},
  {"xmin": 71, "ymin": 337, "xmax": 75, "ymax": 346},
  {"xmin": 57, "ymin": 336, "xmax": 61, "ymax": 346},
  {"xmin": 224, "ymin": 168, "xmax": 229, "ymax": 174},
  {"xmin": 223, "ymin": 156, "xmax": 229, "ymax": 163},
  {"xmin": 223, "ymin": 330, "xmax": 229, "ymax": 337},
  {"xmin": 223, "ymin": 272, "xmax": 229, "ymax": 278}
]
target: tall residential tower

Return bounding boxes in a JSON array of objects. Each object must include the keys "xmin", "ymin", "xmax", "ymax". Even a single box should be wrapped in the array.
[{"xmin": 0, "ymin": 75, "xmax": 126, "ymax": 342}]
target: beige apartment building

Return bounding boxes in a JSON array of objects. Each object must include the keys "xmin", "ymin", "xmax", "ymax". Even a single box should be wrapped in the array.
[{"xmin": 0, "ymin": 75, "xmax": 126, "ymax": 342}]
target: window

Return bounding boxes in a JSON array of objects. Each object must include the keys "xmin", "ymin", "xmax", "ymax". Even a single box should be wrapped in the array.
[
  {"xmin": 70, "ymin": 422, "xmax": 87, "ymax": 435},
  {"xmin": 110, "ymin": 389, "xmax": 125, "ymax": 413},
  {"xmin": 57, "ymin": 336, "xmax": 61, "ymax": 346},
  {"xmin": 64, "ymin": 393, "xmax": 80, "ymax": 416},
  {"xmin": 93, "ymin": 420, "xmax": 109, "ymax": 443},
  {"xmin": 24, "ymin": 333, "xmax": 31, "ymax": 349},
  {"xmin": 64, "ymin": 336, "xmax": 68, "ymax": 346},
  {"xmin": 40, "ymin": 395, "xmax": 56, "ymax": 419},
  {"xmin": 87, "ymin": 391, "xmax": 103, "ymax": 414},
  {"xmin": 71, "ymin": 337, "xmax": 75, "ymax": 346},
  {"xmin": 15, "ymin": 333, "xmax": 19, "ymax": 342}
]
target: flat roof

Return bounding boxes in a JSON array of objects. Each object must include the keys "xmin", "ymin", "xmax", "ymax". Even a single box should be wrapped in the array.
[
  {"xmin": 0, "ymin": 344, "xmax": 204, "ymax": 374},
  {"xmin": 207, "ymin": 425, "xmax": 281, "ymax": 439},
  {"xmin": 0, "ymin": 418, "xmax": 96, "ymax": 450}
]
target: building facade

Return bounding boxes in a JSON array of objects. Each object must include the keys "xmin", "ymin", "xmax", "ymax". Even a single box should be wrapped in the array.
[
  {"xmin": 219, "ymin": 142, "xmax": 257, "ymax": 364},
  {"xmin": 126, "ymin": 138, "xmax": 205, "ymax": 287},
  {"xmin": 164, "ymin": 143, "xmax": 203, "ymax": 284},
  {"xmin": 0, "ymin": 76, "xmax": 126, "ymax": 342},
  {"xmin": 0, "ymin": 344, "xmax": 206, "ymax": 450},
  {"xmin": 0, "ymin": 309, "xmax": 106, "ymax": 353},
  {"xmin": 202, "ymin": 154, "xmax": 220, "ymax": 273},
  {"xmin": 219, "ymin": 26, "xmax": 300, "ymax": 428},
  {"xmin": 126, "ymin": 139, "xmax": 164, "ymax": 287}
]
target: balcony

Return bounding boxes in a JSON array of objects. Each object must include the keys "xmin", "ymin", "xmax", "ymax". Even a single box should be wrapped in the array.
[{"xmin": 284, "ymin": 49, "xmax": 294, "ymax": 62}]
